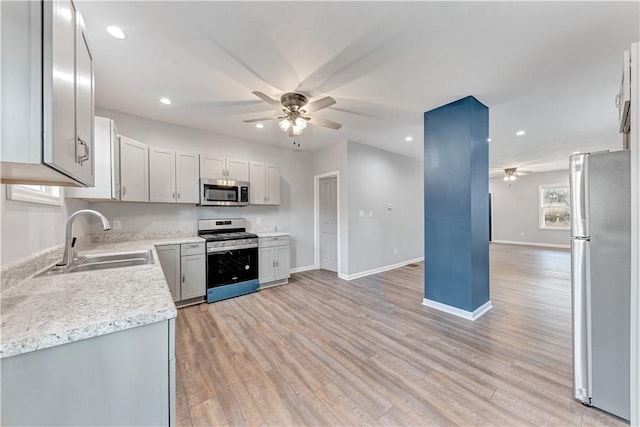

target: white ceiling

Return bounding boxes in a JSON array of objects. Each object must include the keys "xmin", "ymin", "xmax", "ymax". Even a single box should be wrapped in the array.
[{"xmin": 77, "ymin": 1, "xmax": 639, "ymax": 176}]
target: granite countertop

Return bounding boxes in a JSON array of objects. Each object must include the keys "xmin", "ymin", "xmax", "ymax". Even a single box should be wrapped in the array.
[
  {"xmin": 256, "ymin": 232, "xmax": 291, "ymax": 238},
  {"xmin": 0, "ymin": 236, "xmax": 204, "ymax": 359}
]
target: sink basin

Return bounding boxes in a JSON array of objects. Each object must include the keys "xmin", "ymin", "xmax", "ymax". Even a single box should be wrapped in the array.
[{"xmin": 37, "ymin": 250, "xmax": 154, "ymax": 276}]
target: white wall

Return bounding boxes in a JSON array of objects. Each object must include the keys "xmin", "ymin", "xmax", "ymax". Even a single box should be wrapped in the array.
[
  {"xmin": 489, "ymin": 170, "xmax": 571, "ymax": 247},
  {"xmin": 346, "ymin": 141, "xmax": 424, "ymax": 274},
  {"xmin": 88, "ymin": 108, "xmax": 315, "ymax": 269},
  {"xmin": 1, "ymin": 186, "xmax": 88, "ymax": 265}
]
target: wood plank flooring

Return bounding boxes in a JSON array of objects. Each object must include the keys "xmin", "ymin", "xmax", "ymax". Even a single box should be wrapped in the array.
[{"xmin": 175, "ymin": 244, "xmax": 629, "ymax": 426}]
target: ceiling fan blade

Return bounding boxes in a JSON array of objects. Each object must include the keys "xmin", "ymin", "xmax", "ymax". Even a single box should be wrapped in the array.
[
  {"xmin": 242, "ymin": 116, "xmax": 279, "ymax": 123},
  {"xmin": 307, "ymin": 116, "xmax": 342, "ymax": 130},
  {"xmin": 304, "ymin": 96, "xmax": 336, "ymax": 113},
  {"xmin": 252, "ymin": 91, "xmax": 281, "ymax": 108}
]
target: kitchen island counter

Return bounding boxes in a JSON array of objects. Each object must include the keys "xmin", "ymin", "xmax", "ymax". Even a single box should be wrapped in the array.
[{"xmin": 0, "ymin": 236, "xmax": 203, "ymax": 359}]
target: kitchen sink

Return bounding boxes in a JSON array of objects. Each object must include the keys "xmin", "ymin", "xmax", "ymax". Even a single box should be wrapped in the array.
[{"xmin": 37, "ymin": 250, "xmax": 154, "ymax": 276}]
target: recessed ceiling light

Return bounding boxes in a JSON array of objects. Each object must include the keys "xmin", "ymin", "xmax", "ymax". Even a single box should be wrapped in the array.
[
  {"xmin": 405, "ymin": 136, "xmax": 413, "ymax": 142},
  {"xmin": 159, "ymin": 97, "xmax": 172, "ymax": 105},
  {"xmin": 256, "ymin": 123, "xmax": 264, "ymax": 129},
  {"xmin": 516, "ymin": 130, "xmax": 526, "ymax": 136},
  {"xmin": 487, "ymin": 138, "xmax": 492, "ymax": 142},
  {"xmin": 106, "ymin": 25, "xmax": 126, "ymax": 40}
]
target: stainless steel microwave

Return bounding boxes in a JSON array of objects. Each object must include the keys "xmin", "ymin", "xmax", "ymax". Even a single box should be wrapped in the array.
[{"xmin": 199, "ymin": 179, "xmax": 249, "ymax": 206}]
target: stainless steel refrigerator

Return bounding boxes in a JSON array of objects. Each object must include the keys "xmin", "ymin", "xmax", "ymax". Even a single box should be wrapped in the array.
[{"xmin": 570, "ymin": 150, "xmax": 631, "ymax": 421}]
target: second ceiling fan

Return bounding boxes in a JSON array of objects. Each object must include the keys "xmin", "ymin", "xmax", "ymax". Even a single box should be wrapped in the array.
[{"xmin": 243, "ymin": 91, "xmax": 342, "ymax": 137}]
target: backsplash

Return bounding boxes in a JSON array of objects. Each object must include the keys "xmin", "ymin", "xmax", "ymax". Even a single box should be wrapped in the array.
[
  {"xmin": 82, "ymin": 229, "xmax": 197, "ymax": 246},
  {"xmin": 1, "ymin": 246, "xmax": 63, "ymax": 293}
]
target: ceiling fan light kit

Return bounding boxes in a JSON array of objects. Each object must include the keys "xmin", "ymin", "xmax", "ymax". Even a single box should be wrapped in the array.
[
  {"xmin": 503, "ymin": 167, "xmax": 518, "ymax": 182},
  {"xmin": 244, "ymin": 91, "xmax": 341, "ymax": 137}
]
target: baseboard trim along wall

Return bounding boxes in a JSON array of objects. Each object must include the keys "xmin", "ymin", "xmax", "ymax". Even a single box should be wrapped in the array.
[
  {"xmin": 337, "ymin": 257, "xmax": 424, "ymax": 281},
  {"xmin": 491, "ymin": 240, "xmax": 570, "ymax": 249},
  {"xmin": 289, "ymin": 265, "xmax": 316, "ymax": 274},
  {"xmin": 422, "ymin": 298, "xmax": 493, "ymax": 321}
]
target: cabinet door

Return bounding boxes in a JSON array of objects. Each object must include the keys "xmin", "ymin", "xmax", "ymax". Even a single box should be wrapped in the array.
[
  {"xmin": 74, "ymin": 13, "xmax": 94, "ymax": 186},
  {"xmin": 181, "ymin": 254, "xmax": 206, "ymax": 300},
  {"xmin": 157, "ymin": 245, "xmax": 180, "ymax": 302},
  {"xmin": 176, "ymin": 152, "xmax": 199, "ymax": 204},
  {"xmin": 149, "ymin": 147, "xmax": 176, "ymax": 203},
  {"xmin": 66, "ymin": 117, "xmax": 114, "ymax": 199},
  {"xmin": 274, "ymin": 245, "xmax": 290, "ymax": 280},
  {"xmin": 200, "ymin": 155, "xmax": 225, "ymax": 179},
  {"xmin": 226, "ymin": 158, "xmax": 249, "ymax": 181},
  {"xmin": 120, "ymin": 136, "xmax": 149, "ymax": 202},
  {"xmin": 249, "ymin": 161, "xmax": 266, "ymax": 205},
  {"xmin": 266, "ymin": 164, "xmax": 280, "ymax": 205},
  {"xmin": 258, "ymin": 247, "xmax": 275, "ymax": 284},
  {"xmin": 45, "ymin": 0, "xmax": 80, "ymax": 180}
]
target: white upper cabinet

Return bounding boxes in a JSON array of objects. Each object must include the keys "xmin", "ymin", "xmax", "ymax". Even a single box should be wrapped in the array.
[
  {"xmin": 200, "ymin": 155, "xmax": 249, "ymax": 181},
  {"xmin": 150, "ymin": 148, "xmax": 200, "ymax": 204},
  {"xmin": 1, "ymin": 0, "xmax": 95, "ymax": 186},
  {"xmin": 120, "ymin": 136, "xmax": 149, "ymax": 202},
  {"xmin": 249, "ymin": 161, "xmax": 280, "ymax": 205},
  {"xmin": 149, "ymin": 147, "xmax": 176, "ymax": 203},
  {"xmin": 66, "ymin": 117, "xmax": 120, "ymax": 200},
  {"xmin": 200, "ymin": 155, "xmax": 225, "ymax": 180},
  {"xmin": 176, "ymin": 153, "xmax": 200, "ymax": 203},
  {"xmin": 266, "ymin": 164, "xmax": 281, "ymax": 205},
  {"xmin": 226, "ymin": 158, "xmax": 249, "ymax": 181}
]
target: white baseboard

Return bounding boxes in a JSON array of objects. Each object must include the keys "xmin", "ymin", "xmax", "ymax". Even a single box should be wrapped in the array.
[
  {"xmin": 338, "ymin": 257, "xmax": 424, "ymax": 281},
  {"xmin": 491, "ymin": 240, "xmax": 570, "ymax": 249},
  {"xmin": 289, "ymin": 265, "xmax": 316, "ymax": 274},
  {"xmin": 422, "ymin": 298, "xmax": 493, "ymax": 321}
]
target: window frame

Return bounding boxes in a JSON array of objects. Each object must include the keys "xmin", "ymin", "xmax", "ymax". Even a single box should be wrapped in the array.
[
  {"xmin": 538, "ymin": 183, "xmax": 571, "ymax": 230},
  {"xmin": 6, "ymin": 185, "xmax": 63, "ymax": 206}
]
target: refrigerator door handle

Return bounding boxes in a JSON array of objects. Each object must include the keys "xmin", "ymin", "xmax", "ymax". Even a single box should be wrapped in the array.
[
  {"xmin": 570, "ymin": 154, "xmax": 589, "ymax": 238},
  {"xmin": 572, "ymin": 238, "xmax": 591, "ymax": 404}
]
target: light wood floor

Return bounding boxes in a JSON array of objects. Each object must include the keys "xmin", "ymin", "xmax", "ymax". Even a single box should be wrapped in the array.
[{"xmin": 175, "ymin": 244, "xmax": 629, "ymax": 426}]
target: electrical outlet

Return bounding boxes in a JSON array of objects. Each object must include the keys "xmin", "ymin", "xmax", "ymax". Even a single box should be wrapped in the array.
[
  {"xmin": 358, "ymin": 210, "xmax": 365, "ymax": 218},
  {"xmin": 388, "ymin": 204, "xmax": 393, "ymax": 210},
  {"xmin": 368, "ymin": 210, "xmax": 373, "ymax": 217},
  {"xmin": 520, "ymin": 232, "xmax": 525, "ymax": 236},
  {"xmin": 112, "ymin": 220, "xmax": 122, "ymax": 230},
  {"xmin": 256, "ymin": 217, "xmax": 262, "ymax": 225},
  {"xmin": 394, "ymin": 248, "xmax": 398, "ymax": 255}
]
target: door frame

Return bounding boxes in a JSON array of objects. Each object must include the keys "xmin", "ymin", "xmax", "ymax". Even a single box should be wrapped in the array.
[{"xmin": 314, "ymin": 171, "xmax": 341, "ymax": 274}]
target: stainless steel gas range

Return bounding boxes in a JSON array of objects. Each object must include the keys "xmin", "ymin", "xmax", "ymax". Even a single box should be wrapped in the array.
[{"xmin": 198, "ymin": 219, "xmax": 259, "ymax": 303}]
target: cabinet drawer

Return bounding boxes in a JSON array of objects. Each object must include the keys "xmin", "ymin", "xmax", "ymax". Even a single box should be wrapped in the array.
[
  {"xmin": 259, "ymin": 236, "xmax": 290, "ymax": 248},
  {"xmin": 181, "ymin": 242, "xmax": 204, "ymax": 256}
]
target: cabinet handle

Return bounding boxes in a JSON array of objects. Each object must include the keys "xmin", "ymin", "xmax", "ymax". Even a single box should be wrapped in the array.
[
  {"xmin": 276, "ymin": 260, "xmax": 279, "ymax": 267},
  {"xmin": 77, "ymin": 137, "xmax": 90, "ymax": 165},
  {"xmin": 122, "ymin": 186, "xmax": 127, "ymax": 196},
  {"xmin": 182, "ymin": 274, "xmax": 185, "ymax": 283},
  {"xmin": 177, "ymin": 191, "xmax": 181, "ymax": 200}
]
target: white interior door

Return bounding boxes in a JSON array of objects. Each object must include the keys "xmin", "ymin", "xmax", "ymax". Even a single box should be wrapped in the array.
[{"xmin": 319, "ymin": 177, "xmax": 338, "ymax": 272}]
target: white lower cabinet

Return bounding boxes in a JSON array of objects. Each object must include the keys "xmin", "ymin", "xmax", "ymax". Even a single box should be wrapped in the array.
[
  {"xmin": 258, "ymin": 235, "xmax": 290, "ymax": 288},
  {"xmin": 1, "ymin": 319, "xmax": 175, "ymax": 426},
  {"xmin": 157, "ymin": 243, "xmax": 205, "ymax": 304}
]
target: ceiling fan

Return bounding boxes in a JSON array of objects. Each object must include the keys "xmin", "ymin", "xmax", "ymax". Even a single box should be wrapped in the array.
[{"xmin": 243, "ymin": 91, "xmax": 342, "ymax": 137}]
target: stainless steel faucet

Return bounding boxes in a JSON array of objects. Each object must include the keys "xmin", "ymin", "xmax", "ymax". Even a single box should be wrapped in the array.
[{"xmin": 58, "ymin": 209, "xmax": 111, "ymax": 267}]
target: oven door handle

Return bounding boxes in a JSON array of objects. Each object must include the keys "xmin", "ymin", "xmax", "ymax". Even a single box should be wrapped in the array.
[{"xmin": 207, "ymin": 243, "xmax": 258, "ymax": 253}]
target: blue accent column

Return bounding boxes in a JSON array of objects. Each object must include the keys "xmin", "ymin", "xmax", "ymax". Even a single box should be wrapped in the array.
[{"xmin": 423, "ymin": 96, "xmax": 489, "ymax": 313}]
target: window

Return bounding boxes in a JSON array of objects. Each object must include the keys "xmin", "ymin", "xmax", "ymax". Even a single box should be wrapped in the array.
[
  {"xmin": 539, "ymin": 184, "xmax": 570, "ymax": 230},
  {"xmin": 6, "ymin": 185, "xmax": 63, "ymax": 206}
]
